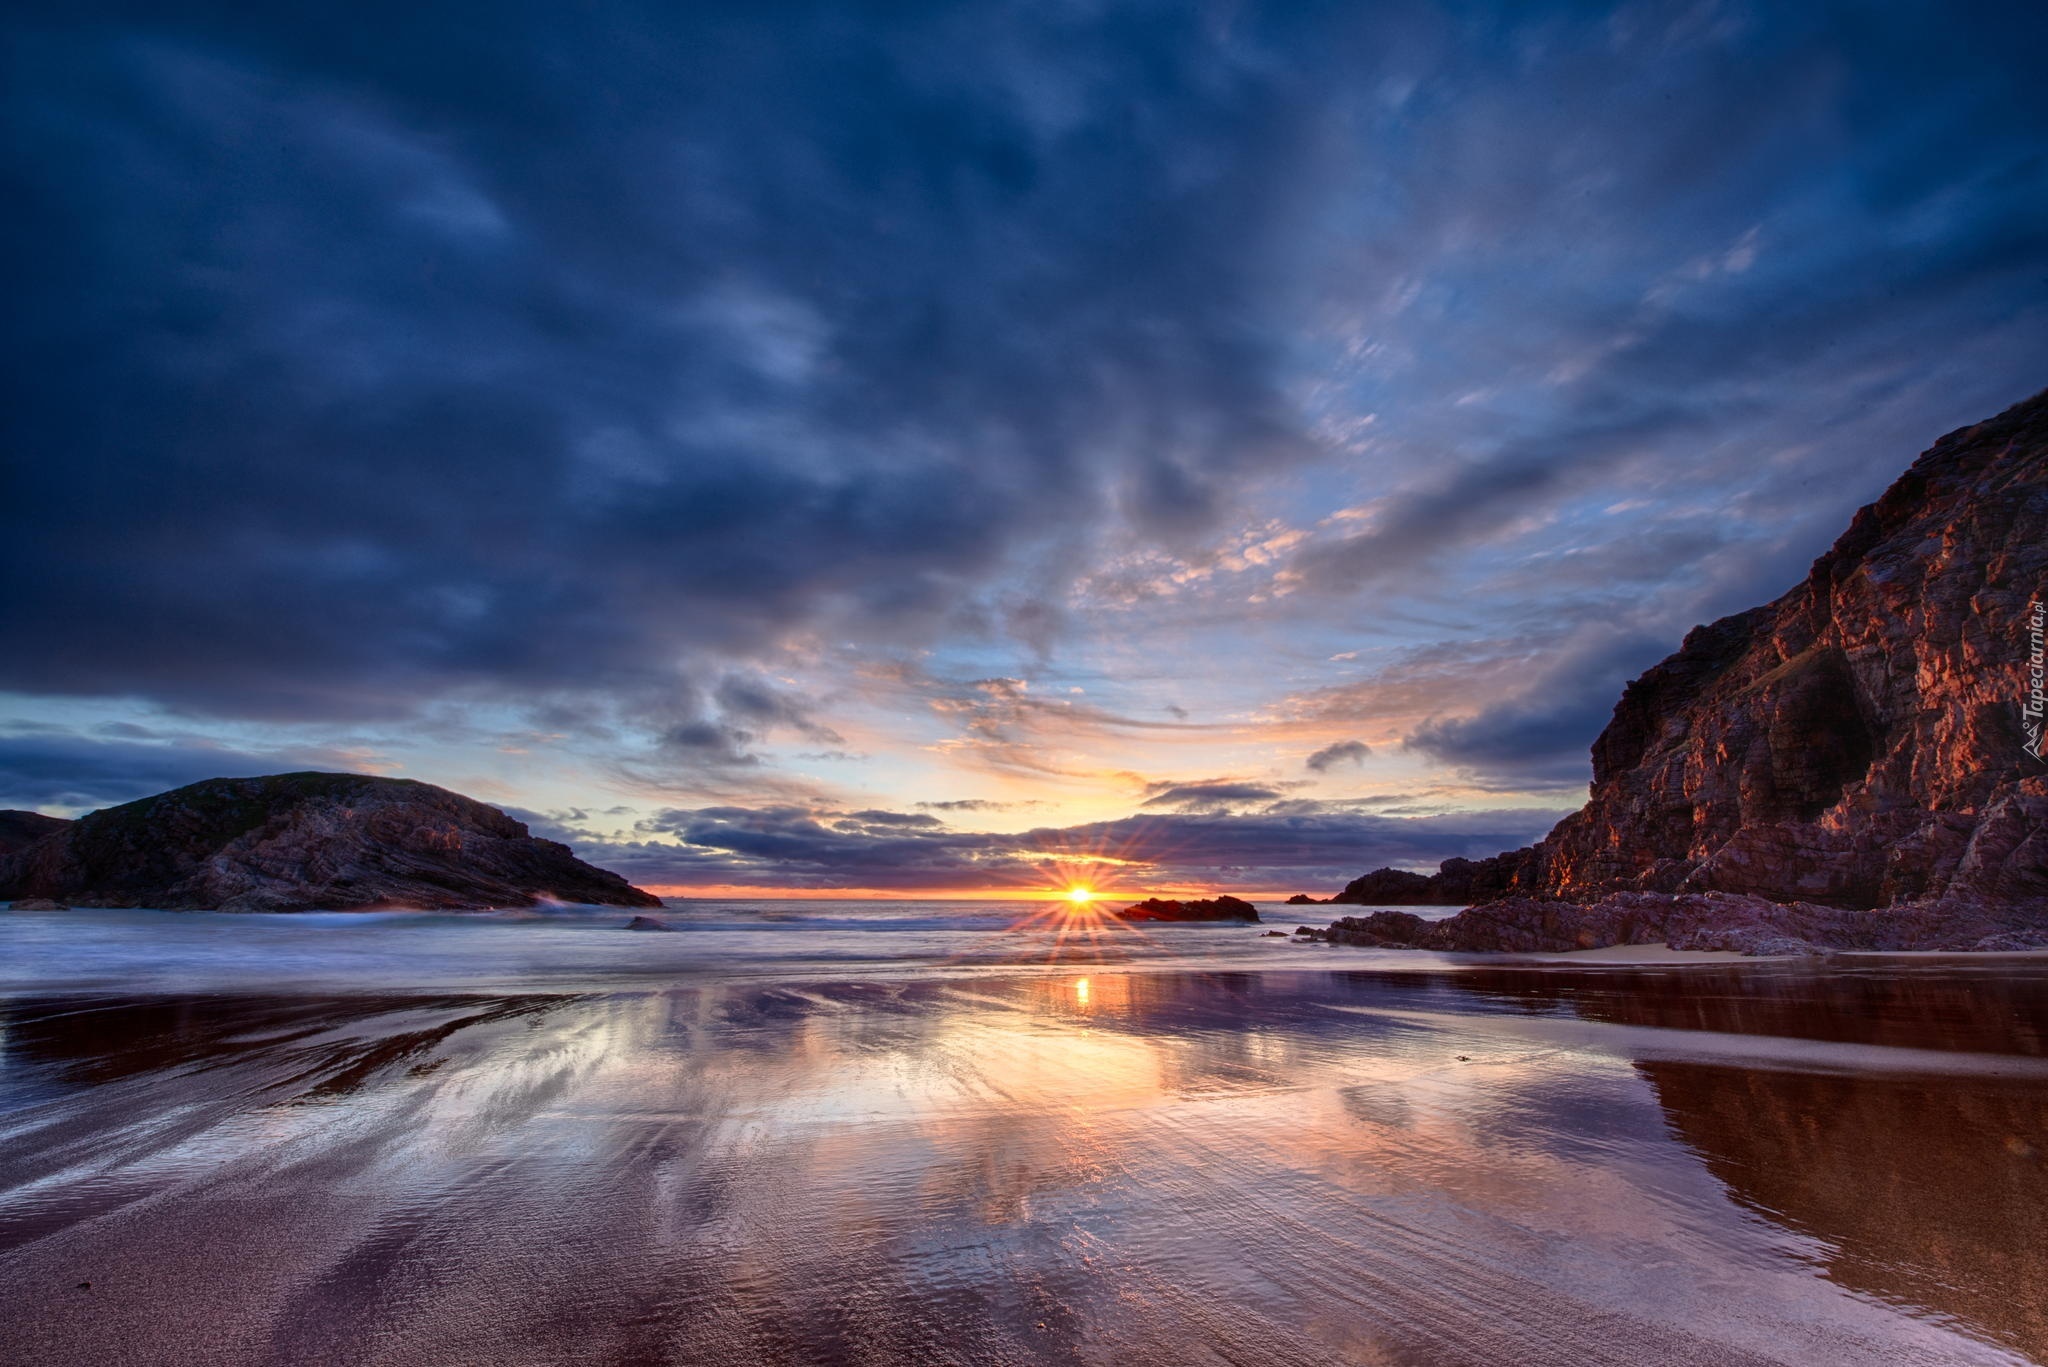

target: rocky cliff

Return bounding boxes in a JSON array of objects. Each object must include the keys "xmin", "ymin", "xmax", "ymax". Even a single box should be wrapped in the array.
[
  {"xmin": 1327, "ymin": 389, "xmax": 2048, "ymax": 949},
  {"xmin": 0, "ymin": 810, "xmax": 69, "ymax": 857},
  {"xmin": 0, "ymin": 773, "xmax": 662, "ymax": 912}
]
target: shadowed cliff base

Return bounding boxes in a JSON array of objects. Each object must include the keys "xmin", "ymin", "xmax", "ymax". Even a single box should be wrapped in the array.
[
  {"xmin": 1304, "ymin": 893, "xmax": 2048, "ymax": 955},
  {"xmin": 1323, "ymin": 391, "xmax": 2048, "ymax": 953}
]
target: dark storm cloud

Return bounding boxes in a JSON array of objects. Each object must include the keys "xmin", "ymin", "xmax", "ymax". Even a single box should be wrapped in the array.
[
  {"xmin": 600, "ymin": 669, "xmax": 850, "ymax": 774},
  {"xmin": 841, "ymin": 809, "xmax": 945, "ymax": 829},
  {"xmin": 1138, "ymin": 779, "xmax": 1289, "ymax": 811},
  {"xmin": 1403, "ymin": 697, "xmax": 1618, "ymax": 786},
  {"xmin": 1401, "ymin": 628, "xmax": 1675, "ymax": 783},
  {"xmin": 659, "ymin": 721, "xmax": 762, "ymax": 768},
  {"xmin": 1304, "ymin": 740, "xmax": 1371, "ymax": 772},
  {"xmin": 567, "ymin": 801, "xmax": 1564, "ymax": 892},
  {"xmin": 5, "ymin": 0, "xmax": 2047, "ymax": 816},
  {"xmin": 0, "ymin": 727, "xmax": 368, "ymax": 809},
  {"xmin": 1053, "ymin": 807, "xmax": 1560, "ymax": 889},
  {"xmin": 1294, "ymin": 407, "xmax": 1718, "ymax": 591},
  {"xmin": 1283, "ymin": 1, "xmax": 2048, "ymax": 597},
  {"xmin": 642, "ymin": 674, "xmax": 841, "ymax": 768},
  {"xmin": 0, "ymin": 0, "xmax": 1349, "ymax": 718},
  {"xmin": 1276, "ymin": 618, "xmax": 1687, "ymax": 792}
]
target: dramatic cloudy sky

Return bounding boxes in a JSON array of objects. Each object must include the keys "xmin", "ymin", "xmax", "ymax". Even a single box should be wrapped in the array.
[{"xmin": 3, "ymin": 0, "xmax": 2044, "ymax": 894}]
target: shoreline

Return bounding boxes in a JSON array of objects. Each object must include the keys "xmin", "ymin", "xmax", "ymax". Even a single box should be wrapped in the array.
[{"xmin": 4, "ymin": 958, "xmax": 2045, "ymax": 1365}]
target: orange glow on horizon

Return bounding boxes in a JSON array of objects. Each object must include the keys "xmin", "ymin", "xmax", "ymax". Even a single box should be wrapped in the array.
[
  {"xmin": 637, "ymin": 883, "xmax": 1305, "ymax": 902},
  {"xmin": 635, "ymin": 814, "xmax": 1279, "ymax": 904}
]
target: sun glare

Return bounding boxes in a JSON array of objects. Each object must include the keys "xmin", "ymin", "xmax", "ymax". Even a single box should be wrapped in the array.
[{"xmin": 1064, "ymin": 886, "xmax": 1096, "ymax": 905}]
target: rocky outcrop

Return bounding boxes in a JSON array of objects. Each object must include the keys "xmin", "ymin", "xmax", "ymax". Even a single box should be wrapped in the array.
[
  {"xmin": 1302, "ymin": 891, "xmax": 2048, "ymax": 955},
  {"xmin": 0, "ymin": 772, "xmax": 662, "ymax": 912},
  {"xmin": 1119, "ymin": 895, "xmax": 1261, "ymax": 922},
  {"xmin": 1333, "ymin": 853, "xmax": 1541, "ymax": 905},
  {"xmin": 0, "ymin": 810, "xmax": 69, "ymax": 857},
  {"xmin": 1326, "ymin": 389, "xmax": 2048, "ymax": 949}
]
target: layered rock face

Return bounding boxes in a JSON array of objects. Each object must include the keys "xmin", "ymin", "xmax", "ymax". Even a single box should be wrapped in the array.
[
  {"xmin": 0, "ymin": 773, "xmax": 662, "ymax": 912},
  {"xmin": 1328, "ymin": 389, "xmax": 2048, "ymax": 947}
]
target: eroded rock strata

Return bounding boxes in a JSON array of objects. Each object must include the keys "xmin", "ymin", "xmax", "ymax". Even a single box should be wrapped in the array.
[
  {"xmin": 0, "ymin": 772, "xmax": 661, "ymax": 912},
  {"xmin": 1325, "ymin": 389, "xmax": 2048, "ymax": 952}
]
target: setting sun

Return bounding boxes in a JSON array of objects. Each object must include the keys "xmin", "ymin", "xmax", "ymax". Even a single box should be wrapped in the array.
[{"xmin": 1063, "ymin": 886, "xmax": 1096, "ymax": 904}]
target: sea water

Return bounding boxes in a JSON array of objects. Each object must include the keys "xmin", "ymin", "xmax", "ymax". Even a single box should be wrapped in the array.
[{"xmin": 0, "ymin": 898, "xmax": 1404, "ymax": 994}]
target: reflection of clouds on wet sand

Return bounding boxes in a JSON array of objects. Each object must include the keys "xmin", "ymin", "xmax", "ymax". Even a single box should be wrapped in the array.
[{"xmin": 1, "ymin": 967, "xmax": 2043, "ymax": 1365}]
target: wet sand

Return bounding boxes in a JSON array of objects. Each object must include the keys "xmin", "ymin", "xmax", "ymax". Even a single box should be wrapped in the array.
[{"xmin": 4, "ymin": 962, "xmax": 2046, "ymax": 1366}]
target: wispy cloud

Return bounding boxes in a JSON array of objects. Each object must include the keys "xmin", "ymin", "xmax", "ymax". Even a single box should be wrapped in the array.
[{"xmin": 551, "ymin": 800, "xmax": 1566, "ymax": 894}]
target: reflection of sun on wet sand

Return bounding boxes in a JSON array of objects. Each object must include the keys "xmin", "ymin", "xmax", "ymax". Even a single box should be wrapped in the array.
[
  {"xmin": 3, "ymin": 963, "xmax": 2044, "ymax": 1366},
  {"xmin": 994, "ymin": 891, "xmax": 1164, "ymax": 966}
]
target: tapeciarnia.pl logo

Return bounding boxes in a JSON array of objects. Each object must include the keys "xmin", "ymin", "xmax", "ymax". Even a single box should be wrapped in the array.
[{"xmin": 2026, "ymin": 599, "xmax": 2046, "ymax": 761}]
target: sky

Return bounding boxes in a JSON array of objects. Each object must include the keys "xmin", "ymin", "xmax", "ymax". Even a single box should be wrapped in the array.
[{"xmin": 3, "ymin": 0, "xmax": 2045, "ymax": 897}]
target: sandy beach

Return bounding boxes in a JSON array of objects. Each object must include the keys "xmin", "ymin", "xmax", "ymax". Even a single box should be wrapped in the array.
[{"xmin": 3, "ymin": 905, "xmax": 2045, "ymax": 1366}]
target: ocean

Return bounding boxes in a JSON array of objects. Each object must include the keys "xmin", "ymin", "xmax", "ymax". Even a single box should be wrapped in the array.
[{"xmin": 2, "ymin": 900, "xmax": 2045, "ymax": 1365}]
